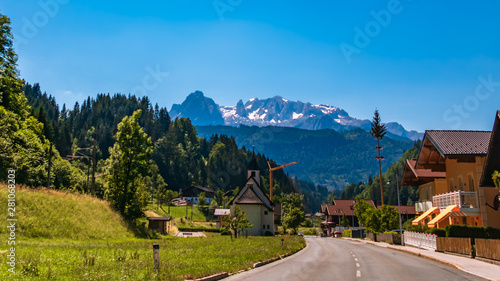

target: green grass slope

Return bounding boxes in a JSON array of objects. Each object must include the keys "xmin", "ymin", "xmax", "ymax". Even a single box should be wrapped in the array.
[{"xmin": 0, "ymin": 184, "xmax": 133, "ymax": 240}]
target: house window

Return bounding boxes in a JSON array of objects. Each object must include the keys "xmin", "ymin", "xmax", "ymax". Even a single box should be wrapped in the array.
[
  {"xmin": 264, "ymin": 211, "xmax": 268, "ymax": 215},
  {"xmin": 251, "ymin": 171, "xmax": 256, "ymax": 177},
  {"xmin": 263, "ymin": 225, "xmax": 265, "ymax": 229},
  {"xmin": 458, "ymin": 177, "xmax": 464, "ymax": 191},
  {"xmin": 267, "ymin": 225, "xmax": 270, "ymax": 229}
]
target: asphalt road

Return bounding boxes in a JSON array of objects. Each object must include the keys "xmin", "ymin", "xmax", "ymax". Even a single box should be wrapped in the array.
[{"xmin": 223, "ymin": 237, "xmax": 485, "ymax": 281}]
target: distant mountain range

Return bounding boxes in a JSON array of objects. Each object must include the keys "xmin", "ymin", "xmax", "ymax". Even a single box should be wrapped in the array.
[{"xmin": 169, "ymin": 91, "xmax": 423, "ymax": 141}]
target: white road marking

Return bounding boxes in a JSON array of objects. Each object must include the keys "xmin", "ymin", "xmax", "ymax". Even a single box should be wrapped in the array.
[
  {"xmin": 354, "ymin": 258, "xmax": 358, "ymax": 262},
  {"xmin": 356, "ymin": 270, "xmax": 361, "ymax": 277},
  {"xmin": 356, "ymin": 263, "xmax": 360, "ymax": 268}
]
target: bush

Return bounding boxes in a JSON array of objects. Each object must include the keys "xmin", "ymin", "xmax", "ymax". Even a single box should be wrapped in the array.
[
  {"xmin": 303, "ymin": 228, "xmax": 317, "ymax": 236},
  {"xmin": 406, "ymin": 222, "xmax": 428, "ymax": 233},
  {"xmin": 302, "ymin": 218, "xmax": 313, "ymax": 227},
  {"xmin": 220, "ymin": 230, "xmax": 231, "ymax": 236},
  {"xmin": 425, "ymin": 228, "xmax": 446, "ymax": 237},
  {"xmin": 445, "ymin": 225, "xmax": 500, "ymax": 239},
  {"xmin": 264, "ymin": 231, "xmax": 274, "ymax": 236},
  {"xmin": 342, "ymin": 229, "xmax": 352, "ymax": 238},
  {"xmin": 486, "ymin": 227, "xmax": 500, "ymax": 239}
]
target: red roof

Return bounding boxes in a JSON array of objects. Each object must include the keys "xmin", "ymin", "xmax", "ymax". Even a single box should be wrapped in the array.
[
  {"xmin": 407, "ymin": 159, "xmax": 446, "ymax": 178},
  {"xmin": 321, "ymin": 200, "xmax": 376, "ymax": 217}
]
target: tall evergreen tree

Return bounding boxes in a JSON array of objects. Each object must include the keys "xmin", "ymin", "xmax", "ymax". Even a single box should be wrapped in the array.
[
  {"xmin": 0, "ymin": 13, "xmax": 29, "ymax": 119},
  {"xmin": 370, "ymin": 109, "xmax": 386, "ymax": 205}
]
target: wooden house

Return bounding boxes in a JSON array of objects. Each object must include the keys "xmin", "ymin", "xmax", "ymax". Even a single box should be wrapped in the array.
[
  {"xmin": 403, "ymin": 130, "xmax": 491, "ymax": 228},
  {"xmin": 479, "ymin": 110, "xmax": 500, "ymax": 229}
]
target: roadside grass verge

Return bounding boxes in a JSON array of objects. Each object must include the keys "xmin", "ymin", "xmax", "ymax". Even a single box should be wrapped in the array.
[{"xmin": 0, "ymin": 236, "xmax": 306, "ymax": 280}]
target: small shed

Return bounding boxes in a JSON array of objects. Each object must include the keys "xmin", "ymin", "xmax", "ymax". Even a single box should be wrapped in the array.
[
  {"xmin": 214, "ymin": 209, "xmax": 230, "ymax": 229},
  {"xmin": 147, "ymin": 217, "xmax": 171, "ymax": 235}
]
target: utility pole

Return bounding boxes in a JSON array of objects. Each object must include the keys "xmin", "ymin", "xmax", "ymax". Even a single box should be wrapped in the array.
[
  {"xmin": 46, "ymin": 143, "xmax": 53, "ymax": 189},
  {"xmin": 91, "ymin": 132, "xmax": 97, "ymax": 196},
  {"xmin": 267, "ymin": 161, "xmax": 298, "ymax": 202},
  {"xmin": 375, "ymin": 143, "xmax": 384, "ymax": 206},
  {"xmin": 395, "ymin": 170, "xmax": 403, "ymax": 246}
]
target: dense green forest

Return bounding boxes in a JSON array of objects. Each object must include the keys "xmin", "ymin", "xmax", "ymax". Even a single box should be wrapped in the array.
[
  {"xmin": 338, "ymin": 141, "xmax": 422, "ymax": 206},
  {"xmin": 23, "ymin": 84, "xmax": 327, "ymax": 209},
  {"xmin": 196, "ymin": 125, "xmax": 414, "ymax": 189}
]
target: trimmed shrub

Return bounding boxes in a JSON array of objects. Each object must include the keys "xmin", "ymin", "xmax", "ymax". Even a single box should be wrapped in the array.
[
  {"xmin": 220, "ymin": 230, "xmax": 231, "ymax": 236},
  {"xmin": 425, "ymin": 228, "xmax": 446, "ymax": 237},
  {"xmin": 445, "ymin": 225, "xmax": 500, "ymax": 239},
  {"xmin": 342, "ymin": 229, "xmax": 352, "ymax": 238},
  {"xmin": 264, "ymin": 231, "xmax": 274, "ymax": 236}
]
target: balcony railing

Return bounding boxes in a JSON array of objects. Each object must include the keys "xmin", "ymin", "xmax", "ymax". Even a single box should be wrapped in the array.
[
  {"xmin": 415, "ymin": 201, "xmax": 433, "ymax": 213},
  {"xmin": 432, "ymin": 191, "xmax": 479, "ymax": 210}
]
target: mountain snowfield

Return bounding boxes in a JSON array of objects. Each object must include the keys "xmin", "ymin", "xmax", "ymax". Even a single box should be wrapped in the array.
[{"xmin": 170, "ymin": 91, "xmax": 422, "ymax": 141}]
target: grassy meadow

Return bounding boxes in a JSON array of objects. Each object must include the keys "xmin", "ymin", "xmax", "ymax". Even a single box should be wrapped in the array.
[
  {"xmin": 0, "ymin": 236, "xmax": 305, "ymax": 280},
  {"xmin": 0, "ymin": 186, "xmax": 306, "ymax": 280},
  {"xmin": 147, "ymin": 203, "xmax": 207, "ymax": 222}
]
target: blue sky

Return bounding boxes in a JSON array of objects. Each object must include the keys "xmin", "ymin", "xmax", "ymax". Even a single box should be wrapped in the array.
[{"xmin": 3, "ymin": 0, "xmax": 500, "ymax": 132}]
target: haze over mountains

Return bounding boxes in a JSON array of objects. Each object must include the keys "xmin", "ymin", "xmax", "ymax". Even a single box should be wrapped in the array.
[{"xmin": 170, "ymin": 91, "xmax": 423, "ymax": 141}]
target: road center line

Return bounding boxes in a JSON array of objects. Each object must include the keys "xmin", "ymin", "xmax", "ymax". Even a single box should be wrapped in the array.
[
  {"xmin": 356, "ymin": 270, "xmax": 361, "ymax": 278},
  {"xmin": 356, "ymin": 263, "xmax": 360, "ymax": 268}
]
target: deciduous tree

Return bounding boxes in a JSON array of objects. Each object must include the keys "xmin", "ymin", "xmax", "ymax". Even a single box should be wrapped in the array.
[
  {"xmin": 105, "ymin": 110, "xmax": 152, "ymax": 220},
  {"xmin": 223, "ymin": 206, "xmax": 253, "ymax": 238}
]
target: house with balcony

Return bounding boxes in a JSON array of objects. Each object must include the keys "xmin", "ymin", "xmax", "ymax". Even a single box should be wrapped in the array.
[
  {"xmin": 479, "ymin": 110, "xmax": 500, "ymax": 229},
  {"xmin": 402, "ymin": 130, "xmax": 491, "ymax": 229}
]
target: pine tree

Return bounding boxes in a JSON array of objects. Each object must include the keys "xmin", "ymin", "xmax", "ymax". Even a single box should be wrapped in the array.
[{"xmin": 370, "ymin": 109, "xmax": 386, "ymax": 205}]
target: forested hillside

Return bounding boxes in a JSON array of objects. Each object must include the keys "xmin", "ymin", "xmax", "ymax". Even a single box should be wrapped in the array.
[
  {"xmin": 21, "ymin": 83, "xmax": 329, "ymax": 211},
  {"xmin": 196, "ymin": 125, "xmax": 414, "ymax": 189},
  {"xmin": 339, "ymin": 141, "xmax": 422, "ymax": 206}
]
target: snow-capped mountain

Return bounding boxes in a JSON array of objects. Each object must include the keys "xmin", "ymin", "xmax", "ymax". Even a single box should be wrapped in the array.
[
  {"xmin": 169, "ymin": 91, "xmax": 224, "ymax": 126},
  {"xmin": 171, "ymin": 91, "xmax": 423, "ymax": 141}
]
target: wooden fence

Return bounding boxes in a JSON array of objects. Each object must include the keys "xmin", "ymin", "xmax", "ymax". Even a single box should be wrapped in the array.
[
  {"xmin": 476, "ymin": 238, "xmax": 500, "ymax": 261},
  {"xmin": 366, "ymin": 232, "xmax": 376, "ymax": 241},
  {"xmin": 436, "ymin": 237, "xmax": 472, "ymax": 257}
]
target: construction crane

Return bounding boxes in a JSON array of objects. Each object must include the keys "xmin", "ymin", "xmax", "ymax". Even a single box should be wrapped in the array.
[{"xmin": 267, "ymin": 161, "xmax": 298, "ymax": 202}]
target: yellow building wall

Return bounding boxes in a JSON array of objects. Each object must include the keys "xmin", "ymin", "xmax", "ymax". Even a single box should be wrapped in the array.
[
  {"xmin": 434, "ymin": 179, "xmax": 448, "ymax": 195},
  {"xmin": 479, "ymin": 187, "xmax": 500, "ymax": 229},
  {"xmin": 445, "ymin": 157, "xmax": 485, "ymax": 192}
]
